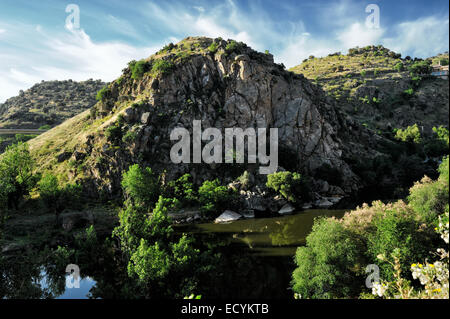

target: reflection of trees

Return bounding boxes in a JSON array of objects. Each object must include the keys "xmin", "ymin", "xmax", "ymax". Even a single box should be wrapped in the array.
[
  {"xmin": 0, "ymin": 251, "xmax": 66, "ymax": 299},
  {"xmin": 269, "ymin": 218, "xmax": 299, "ymax": 246}
]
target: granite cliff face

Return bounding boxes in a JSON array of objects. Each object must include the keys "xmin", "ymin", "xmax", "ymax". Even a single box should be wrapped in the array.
[{"xmin": 29, "ymin": 38, "xmax": 392, "ymax": 207}]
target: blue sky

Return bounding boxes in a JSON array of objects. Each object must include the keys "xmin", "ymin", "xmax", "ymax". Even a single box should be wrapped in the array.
[{"xmin": 0, "ymin": 0, "xmax": 449, "ymax": 102}]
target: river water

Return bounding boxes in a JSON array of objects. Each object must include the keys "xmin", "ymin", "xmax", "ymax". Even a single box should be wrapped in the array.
[{"xmin": 1, "ymin": 209, "xmax": 346, "ymax": 299}]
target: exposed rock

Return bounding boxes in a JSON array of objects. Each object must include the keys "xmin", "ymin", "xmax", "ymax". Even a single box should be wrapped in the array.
[
  {"xmin": 314, "ymin": 198, "xmax": 334, "ymax": 209},
  {"xmin": 302, "ymin": 202, "xmax": 313, "ymax": 210},
  {"xmin": 241, "ymin": 210, "xmax": 255, "ymax": 219},
  {"xmin": 215, "ymin": 210, "xmax": 242, "ymax": 223},
  {"xmin": 278, "ymin": 203, "xmax": 295, "ymax": 215}
]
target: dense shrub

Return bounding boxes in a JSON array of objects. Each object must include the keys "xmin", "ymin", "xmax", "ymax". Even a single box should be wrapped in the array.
[
  {"xmin": 165, "ymin": 174, "xmax": 197, "ymax": 207},
  {"xmin": 0, "ymin": 142, "xmax": 36, "ymax": 212},
  {"xmin": 151, "ymin": 59, "xmax": 174, "ymax": 76},
  {"xmin": 121, "ymin": 164, "xmax": 160, "ymax": 208},
  {"xmin": 292, "ymin": 218, "xmax": 366, "ymax": 298},
  {"xmin": 409, "ymin": 61, "xmax": 432, "ymax": 75},
  {"xmin": 208, "ymin": 42, "xmax": 219, "ymax": 54},
  {"xmin": 38, "ymin": 173, "xmax": 83, "ymax": 218},
  {"xmin": 367, "ymin": 207, "xmax": 433, "ymax": 281},
  {"xmin": 96, "ymin": 86, "xmax": 109, "ymax": 101},
  {"xmin": 266, "ymin": 171, "xmax": 302, "ymax": 202},
  {"xmin": 394, "ymin": 62, "xmax": 404, "ymax": 72},
  {"xmin": 198, "ymin": 179, "xmax": 234, "ymax": 213},
  {"xmin": 395, "ymin": 124, "xmax": 421, "ymax": 144},
  {"xmin": 113, "ymin": 196, "xmax": 201, "ymax": 298},
  {"xmin": 292, "ymin": 156, "xmax": 449, "ymax": 298},
  {"xmin": 129, "ymin": 60, "xmax": 151, "ymax": 80},
  {"xmin": 408, "ymin": 157, "xmax": 449, "ymax": 224},
  {"xmin": 105, "ymin": 123, "xmax": 122, "ymax": 144}
]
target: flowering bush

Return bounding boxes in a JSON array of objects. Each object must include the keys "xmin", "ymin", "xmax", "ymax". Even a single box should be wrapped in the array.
[{"xmin": 370, "ymin": 211, "xmax": 449, "ymax": 299}]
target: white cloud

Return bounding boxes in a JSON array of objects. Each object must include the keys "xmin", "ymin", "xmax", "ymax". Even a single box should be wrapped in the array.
[
  {"xmin": 383, "ymin": 16, "xmax": 450, "ymax": 58},
  {"xmin": 0, "ymin": 29, "xmax": 5, "ymax": 34},
  {"xmin": 337, "ymin": 22, "xmax": 385, "ymax": 49},
  {"xmin": 0, "ymin": 26, "xmax": 160, "ymax": 102}
]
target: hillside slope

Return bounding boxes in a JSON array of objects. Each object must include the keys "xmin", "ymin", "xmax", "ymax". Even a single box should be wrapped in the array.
[
  {"xmin": 0, "ymin": 79, "xmax": 106, "ymax": 152},
  {"xmin": 290, "ymin": 46, "xmax": 449, "ymax": 135}
]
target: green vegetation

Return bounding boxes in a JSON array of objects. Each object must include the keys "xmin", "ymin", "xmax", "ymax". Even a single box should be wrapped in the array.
[
  {"xmin": 409, "ymin": 60, "xmax": 432, "ymax": 75},
  {"xmin": 198, "ymin": 179, "xmax": 235, "ymax": 213},
  {"xmin": 266, "ymin": 171, "xmax": 302, "ymax": 202},
  {"xmin": 96, "ymin": 85, "xmax": 109, "ymax": 101},
  {"xmin": 0, "ymin": 142, "xmax": 36, "ymax": 213},
  {"xmin": 151, "ymin": 59, "xmax": 174, "ymax": 76},
  {"xmin": 208, "ymin": 42, "xmax": 219, "ymax": 54},
  {"xmin": 38, "ymin": 124, "xmax": 52, "ymax": 130},
  {"xmin": 121, "ymin": 164, "xmax": 159, "ymax": 209},
  {"xmin": 38, "ymin": 173, "xmax": 83, "ymax": 221},
  {"xmin": 129, "ymin": 60, "xmax": 151, "ymax": 80},
  {"xmin": 292, "ymin": 156, "xmax": 449, "ymax": 298},
  {"xmin": 395, "ymin": 124, "xmax": 421, "ymax": 144}
]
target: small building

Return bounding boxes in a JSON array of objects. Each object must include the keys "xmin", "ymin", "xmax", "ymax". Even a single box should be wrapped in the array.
[{"xmin": 431, "ymin": 61, "xmax": 449, "ymax": 79}]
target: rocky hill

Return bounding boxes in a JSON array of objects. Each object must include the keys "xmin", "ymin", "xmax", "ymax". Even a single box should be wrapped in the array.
[
  {"xmin": 0, "ymin": 79, "xmax": 106, "ymax": 153},
  {"xmin": 0, "ymin": 79, "xmax": 106, "ymax": 129},
  {"xmin": 290, "ymin": 46, "xmax": 449, "ymax": 135},
  {"xmin": 27, "ymin": 38, "xmax": 445, "ymax": 208}
]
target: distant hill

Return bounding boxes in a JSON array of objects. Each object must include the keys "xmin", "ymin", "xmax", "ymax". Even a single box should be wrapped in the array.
[
  {"xmin": 0, "ymin": 79, "xmax": 106, "ymax": 152},
  {"xmin": 290, "ymin": 45, "xmax": 449, "ymax": 136}
]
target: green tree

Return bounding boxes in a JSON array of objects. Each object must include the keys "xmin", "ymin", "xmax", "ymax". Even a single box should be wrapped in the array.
[
  {"xmin": 114, "ymin": 196, "xmax": 201, "ymax": 298},
  {"xmin": 266, "ymin": 171, "xmax": 302, "ymax": 202},
  {"xmin": 198, "ymin": 179, "xmax": 233, "ymax": 213},
  {"xmin": 292, "ymin": 218, "xmax": 366, "ymax": 298},
  {"xmin": 0, "ymin": 142, "xmax": 35, "ymax": 212},
  {"xmin": 121, "ymin": 164, "xmax": 159, "ymax": 208}
]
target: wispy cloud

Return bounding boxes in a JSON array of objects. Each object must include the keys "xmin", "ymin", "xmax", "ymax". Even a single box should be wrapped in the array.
[{"xmin": 0, "ymin": 0, "xmax": 448, "ymax": 103}]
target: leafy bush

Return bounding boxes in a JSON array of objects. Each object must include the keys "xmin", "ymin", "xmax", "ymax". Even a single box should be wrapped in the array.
[
  {"xmin": 367, "ymin": 207, "xmax": 433, "ymax": 281},
  {"xmin": 96, "ymin": 86, "xmax": 109, "ymax": 101},
  {"xmin": 225, "ymin": 40, "xmax": 242, "ymax": 54},
  {"xmin": 395, "ymin": 124, "xmax": 421, "ymax": 144},
  {"xmin": 408, "ymin": 157, "xmax": 449, "ymax": 224},
  {"xmin": 266, "ymin": 171, "xmax": 302, "ymax": 202},
  {"xmin": 0, "ymin": 142, "xmax": 36, "ymax": 212},
  {"xmin": 105, "ymin": 123, "xmax": 122, "ymax": 144},
  {"xmin": 208, "ymin": 42, "xmax": 219, "ymax": 54},
  {"xmin": 292, "ymin": 218, "xmax": 366, "ymax": 299},
  {"xmin": 198, "ymin": 179, "xmax": 233, "ymax": 213},
  {"xmin": 394, "ymin": 62, "xmax": 404, "ymax": 72},
  {"xmin": 129, "ymin": 60, "xmax": 151, "ymax": 80},
  {"xmin": 165, "ymin": 174, "xmax": 197, "ymax": 206},
  {"xmin": 113, "ymin": 196, "xmax": 201, "ymax": 298},
  {"xmin": 403, "ymin": 88, "xmax": 414, "ymax": 97},
  {"xmin": 151, "ymin": 59, "xmax": 174, "ymax": 76},
  {"xmin": 121, "ymin": 164, "xmax": 160, "ymax": 208},
  {"xmin": 122, "ymin": 130, "xmax": 137, "ymax": 143},
  {"xmin": 409, "ymin": 61, "xmax": 432, "ymax": 75},
  {"xmin": 433, "ymin": 126, "xmax": 449, "ymax": 147}
]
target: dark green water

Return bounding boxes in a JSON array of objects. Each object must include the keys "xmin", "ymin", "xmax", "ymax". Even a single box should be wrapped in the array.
[
  {"xmin": 0, "ymin": 209, "xmax": 346, "ymax": 299},
  {"xmin": 175, "ymin": 209, "xmax": 346, "ymax": 257}
]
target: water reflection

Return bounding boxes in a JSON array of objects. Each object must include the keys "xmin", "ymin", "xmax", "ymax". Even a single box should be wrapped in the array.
[{"xmin": 1, "ymin": 209, "xmax": 346, "ymax": 299}]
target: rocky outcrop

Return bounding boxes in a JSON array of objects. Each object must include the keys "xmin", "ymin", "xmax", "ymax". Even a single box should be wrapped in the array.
[{"xmin": 31, "ymin": 37, "xmax": 391, "ymax": 208}]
